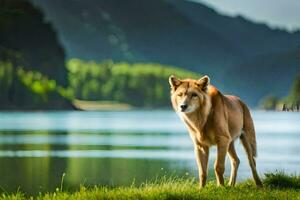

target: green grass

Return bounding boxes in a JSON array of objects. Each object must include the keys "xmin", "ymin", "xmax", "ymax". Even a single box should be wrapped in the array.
[
  {"xmin": 264, "ymin": 171, "xmax": 300, "ymax": 189},
  {"xmin": 1, "ymin": 172, "xmax": 300, "ymax": 200}
]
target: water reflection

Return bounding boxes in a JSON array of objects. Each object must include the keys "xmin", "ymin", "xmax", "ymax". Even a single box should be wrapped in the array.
[
  {"xmin": 0, "ymin": 111, "xmax": 299, "ymax": 195},
  {"xmin": 0, "ymin": 130, "xmax": 197, "ymax": 195},
  {"xmin": 0, "ymin": 154, "xmax": 196, "ymax": 195}
]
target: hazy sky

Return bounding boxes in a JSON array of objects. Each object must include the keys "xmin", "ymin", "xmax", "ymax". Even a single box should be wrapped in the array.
[{"xmin": 193, "ymin": 0, "xmax": 300, "ymax": 32}]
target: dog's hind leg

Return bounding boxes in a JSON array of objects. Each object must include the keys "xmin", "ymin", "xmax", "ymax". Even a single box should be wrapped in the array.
[
  {"xmin": 240, "ymin": 101, "xmax": 263, "ymax": 187},
  {"xmin": 228, "ymin": 141, "xmax": 240, "ymax": 186},
  {"xmin": 240, "ymin": 134, "xmax": 263, "ymax": 187}
]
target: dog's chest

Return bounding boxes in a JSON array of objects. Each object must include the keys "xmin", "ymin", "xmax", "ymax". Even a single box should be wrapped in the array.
[
  {"xmin": 189, "ymin": 129, "xmax": 216, "ymax": 147},
  {"xmin": 199, "ymin": 130, "xmax": 216, "ymax": 146},
  {"xmin": 202, "ymin": 129, "xmax": 217, "ymax": 146},
  {"xmin": 180, "ymin": 114, "xmax": 217, "ymax": 146}
]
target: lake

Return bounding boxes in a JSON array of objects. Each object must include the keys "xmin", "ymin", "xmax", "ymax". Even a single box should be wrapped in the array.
[{"xmin": 0, "ymin": 110, "xmax": 299, "ymax": 194}]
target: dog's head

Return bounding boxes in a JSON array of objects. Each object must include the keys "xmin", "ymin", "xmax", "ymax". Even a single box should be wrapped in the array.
[{"xmin": 169, "ymin": 75, "xmax": 210, "ymax": 114}]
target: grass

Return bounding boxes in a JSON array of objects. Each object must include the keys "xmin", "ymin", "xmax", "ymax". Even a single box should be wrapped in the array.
[
  {"xmin": 264, "ymin": 171, "xmax": 300, "ymax": 189},
  {"xmin": 1, "ymin": 172, "xmax": 300, "ymax": 200}
]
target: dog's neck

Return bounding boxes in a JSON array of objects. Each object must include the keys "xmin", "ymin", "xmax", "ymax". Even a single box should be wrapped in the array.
[{"xmin": 179, "ymin": 99, "xmax": 212, "ymax": 139}]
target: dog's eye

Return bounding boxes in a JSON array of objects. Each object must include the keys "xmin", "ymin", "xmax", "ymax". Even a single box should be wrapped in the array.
[
  {"xmin": 178, "ymin": 93, "xmax": 183, "ymax": 97},
  {"xmin": 191, "ymin": 93, "xmax": 197, "ymax": 98}
]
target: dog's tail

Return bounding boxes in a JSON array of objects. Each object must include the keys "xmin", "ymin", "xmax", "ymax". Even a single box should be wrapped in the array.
[{"xmin": 240, "ymin": 101, "xmax": 257, "ymax": 157}]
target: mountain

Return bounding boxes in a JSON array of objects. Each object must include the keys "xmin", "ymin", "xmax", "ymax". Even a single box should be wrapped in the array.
[
  {"xmin": 223, "ymin": 47, "xmax": 300, "ymax": 102},
  {"xmin": 0, "ymin": 0, "xmax": 67, "ymax": 86},
  {"xmin": 29, "ymin": 0, "xmax": 300, "ymax": 106},
  {"xmin": 0, "ymin": 0, "xmax": 71, "ymax": 109}
]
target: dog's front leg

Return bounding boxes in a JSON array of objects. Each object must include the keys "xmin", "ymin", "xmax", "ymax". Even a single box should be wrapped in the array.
[
  {"xmin": 214, "ymin": 138, "xmax": 230, "ymax": 186},
  {"xmin": 194, "ymin": 145, "xmax": 209, "ymax": 188}
]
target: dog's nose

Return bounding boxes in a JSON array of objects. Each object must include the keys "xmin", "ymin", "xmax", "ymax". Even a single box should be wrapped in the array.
[{"xmin": 180, "ymin": 104, "xmax": 188, "ymax": 111}]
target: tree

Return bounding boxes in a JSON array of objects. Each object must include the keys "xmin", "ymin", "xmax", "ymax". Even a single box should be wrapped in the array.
[
  {"xmin": 67, "ymin": 59, "xmax": 200, "ymax": 107},
  {"xmin": 260, "ymin": 95, "xmax": 279, "ymax": 110}
]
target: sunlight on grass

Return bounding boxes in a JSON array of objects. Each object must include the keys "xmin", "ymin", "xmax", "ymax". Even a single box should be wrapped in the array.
[{"xmin": 0, "ymin": 172, "xmax": 300, "ymax": 199}]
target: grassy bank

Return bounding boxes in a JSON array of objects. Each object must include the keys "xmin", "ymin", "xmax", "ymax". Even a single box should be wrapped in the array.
[{"xmin": 2, "ymin": 172, "xmax": 300, "ymax": 200}]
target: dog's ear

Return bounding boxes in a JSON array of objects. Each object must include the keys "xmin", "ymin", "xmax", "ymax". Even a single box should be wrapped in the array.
[
  {"xmin": 196, "ymin": 75, "xmax": 210, "ymax": 91},
  {"xmin": 169, "ymin": 75, "xmax": 182, "ymax": 89}
]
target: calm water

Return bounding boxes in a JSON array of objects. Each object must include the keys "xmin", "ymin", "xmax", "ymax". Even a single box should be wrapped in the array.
[{"xmin": 0, "ymin": 110, "xmax": 299, "ymax": 194}]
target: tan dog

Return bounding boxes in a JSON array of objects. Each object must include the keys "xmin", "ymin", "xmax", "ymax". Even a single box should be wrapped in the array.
[{"xmin": 169, "ymin": 75, "xmax": 262, "ymax": 187}]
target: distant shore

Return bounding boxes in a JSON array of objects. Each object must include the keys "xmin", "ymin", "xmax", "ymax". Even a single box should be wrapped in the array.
[{"xmin": 72, "ymin": 99, "xmax": 133, "ymax": 111}]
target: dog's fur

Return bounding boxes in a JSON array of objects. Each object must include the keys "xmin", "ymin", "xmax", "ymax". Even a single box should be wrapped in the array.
[{"xmin": 169, "ymin": 75, "xmax": 262, "ymax": 187}]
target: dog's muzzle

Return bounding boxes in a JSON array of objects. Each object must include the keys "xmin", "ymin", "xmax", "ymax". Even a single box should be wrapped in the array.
[{"xmin": 180, "ymin": 104, "xmax": 188, "ymax": 112}]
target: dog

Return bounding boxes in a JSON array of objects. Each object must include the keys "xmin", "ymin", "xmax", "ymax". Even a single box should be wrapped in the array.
[{"xmin": 169, "ymin": 75, "xmax": 262, "ymax": 187}]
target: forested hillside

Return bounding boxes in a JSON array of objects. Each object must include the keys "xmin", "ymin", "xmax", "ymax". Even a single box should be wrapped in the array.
[
  {"xmin": 260, "ymin": 73, "xmax": 300, "ymax": 110},
  {"xmin": 30, "ymin": 0, "xmax": 300, "ymax": 105},
  {"xmin": 67, "ymin": 59, "xmax": 199, "ymax": 107},
  {"xmin": 1, "ymin": 0, "xmax": 299, "ymax": 109}
]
